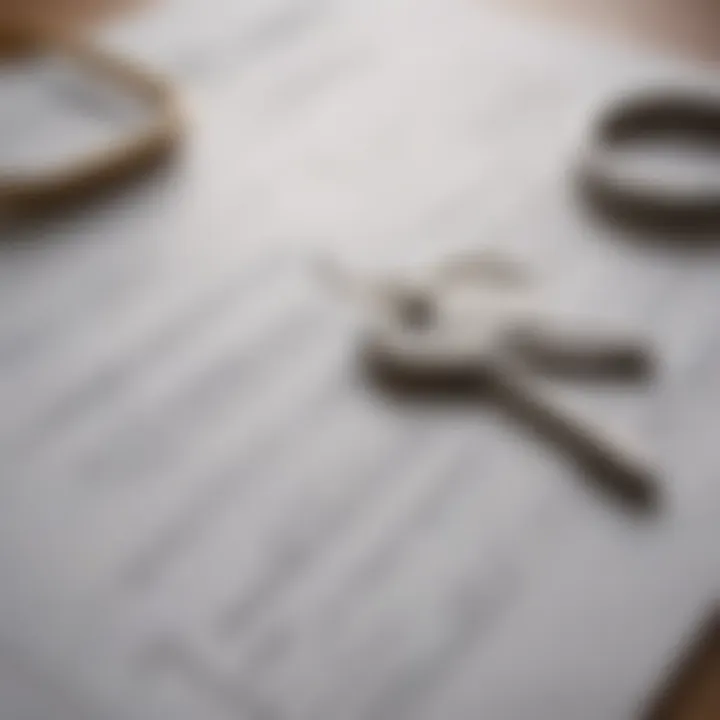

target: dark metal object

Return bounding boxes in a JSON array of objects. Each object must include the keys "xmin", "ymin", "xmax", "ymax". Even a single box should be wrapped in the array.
[
  {"xmin": 578, "ymin": 90, "xmax": 720, "ymax": 231},
  {"xmin": 354, "ymin": 253, "xmax": 660, "ymax": 512}
]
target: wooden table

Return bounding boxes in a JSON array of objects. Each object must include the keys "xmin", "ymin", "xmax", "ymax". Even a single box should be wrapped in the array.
[
  {"xmin": 501, "ymin": 0, "xmax": 720, "ymax": 62},
  {"xmin": 1, "ymin": 0, "xmax": 719, "ymax": 60}
]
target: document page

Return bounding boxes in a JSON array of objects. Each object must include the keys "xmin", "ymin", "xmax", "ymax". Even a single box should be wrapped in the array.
[{"xmin": 0, "ymin": 1, "xmax": 718, "ymax": 719}]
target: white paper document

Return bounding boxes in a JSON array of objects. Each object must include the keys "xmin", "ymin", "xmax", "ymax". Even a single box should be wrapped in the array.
[{"xmin": 0, "ymin": 1, "xmax": 718, "ymax": 719}]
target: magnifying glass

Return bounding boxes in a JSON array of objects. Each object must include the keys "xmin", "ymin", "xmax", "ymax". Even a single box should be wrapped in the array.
[{"xmin": 0, "ymin": 23, "xmax": 182, "ymax": 215}]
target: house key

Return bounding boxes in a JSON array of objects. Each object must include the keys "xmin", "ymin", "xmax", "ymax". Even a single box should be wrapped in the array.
[{"xmin": 327, "ymin": 251, "xmax": 659, "ymax": 510}]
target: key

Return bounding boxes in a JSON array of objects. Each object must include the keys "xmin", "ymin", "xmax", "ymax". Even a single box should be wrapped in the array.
[{"xmin": 327, "ymin": 251, "xmax": 660, "ymax": 510}]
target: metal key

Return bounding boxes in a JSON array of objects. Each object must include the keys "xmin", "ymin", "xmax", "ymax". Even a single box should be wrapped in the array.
[{"xmin": 323, "ymin": 250, "xmax": 659, "ymax": 510}]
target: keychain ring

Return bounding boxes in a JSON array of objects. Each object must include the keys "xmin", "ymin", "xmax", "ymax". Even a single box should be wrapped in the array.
[{"xmin": 0, "ymin": 24, "xmax": 183, "ymax": 214}]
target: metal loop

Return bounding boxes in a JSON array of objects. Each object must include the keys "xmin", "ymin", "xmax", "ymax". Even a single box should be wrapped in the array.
[
  {"xmin": 578, "ymin": 90, "xmax": 720, "ymax": 230},
  {"xmin": 0, "ymin": 24, "xmax": 183, "ymax": 215}
]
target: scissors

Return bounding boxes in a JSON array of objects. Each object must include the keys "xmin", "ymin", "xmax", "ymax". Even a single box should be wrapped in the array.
[
  {"xmin": 324, "ymin": 251, "xmax": 660, "ymax": 510},
  {"xmin": 0, "ymin": 23, "xmax": 182, "ymax": 215},
  {"xmin": 577, "ymin": 89, "xmax": 720, "ymax": 229}
]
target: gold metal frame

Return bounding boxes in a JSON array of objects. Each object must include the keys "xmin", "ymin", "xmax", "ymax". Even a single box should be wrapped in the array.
[{"xmin": 0, "ymin": 25, "xmax": 183, "ymax": 214}]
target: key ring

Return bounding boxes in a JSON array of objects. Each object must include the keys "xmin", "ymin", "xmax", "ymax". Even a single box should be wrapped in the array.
[
  {"xmin": 578, "ymin": 89, "xmax": 720, "ymax": 230},
  {"xmin": 0, "ymin": 23, "xmax": 182, "ymax": 215}
]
